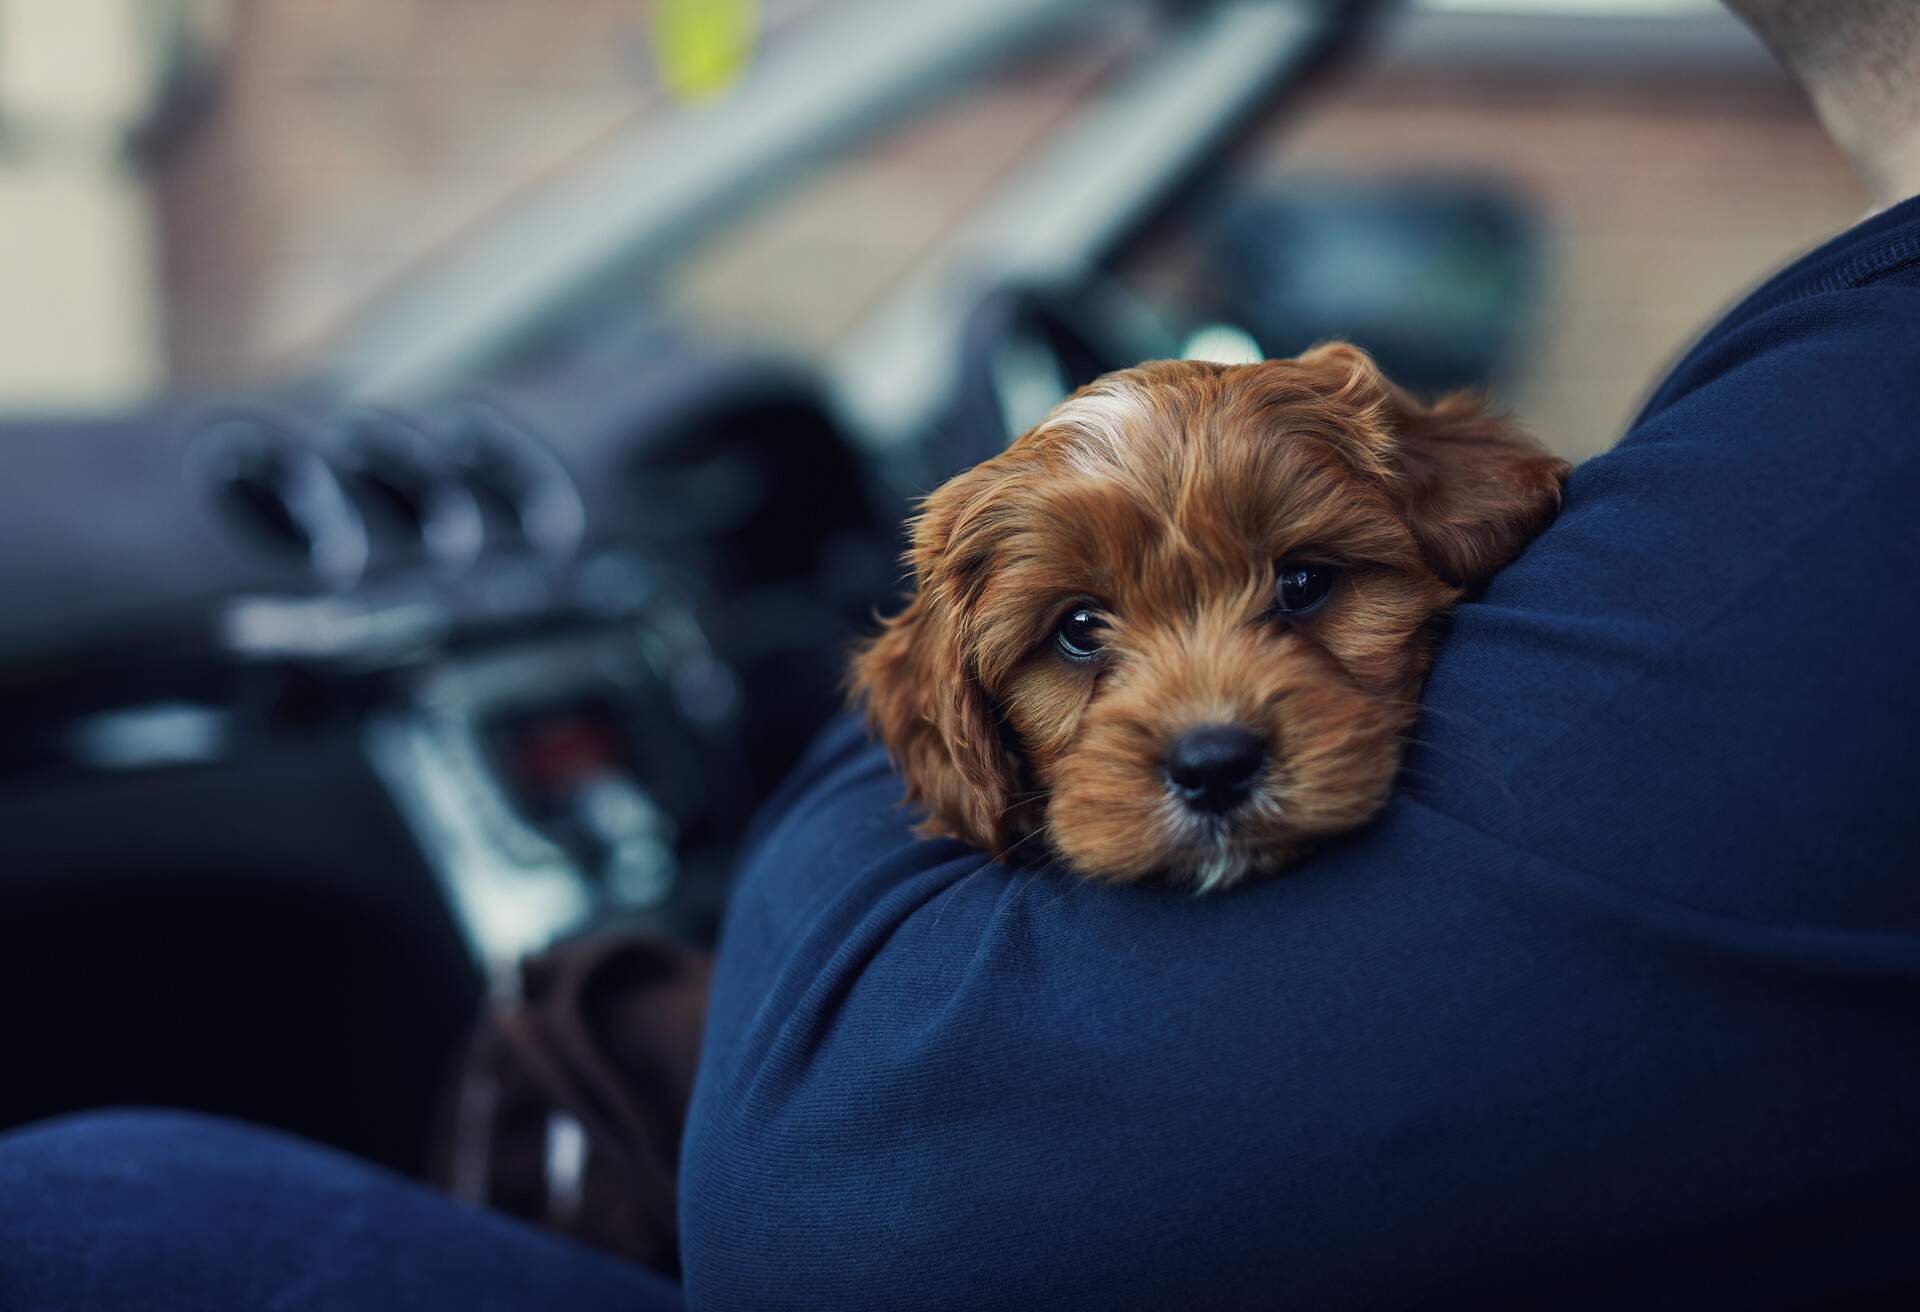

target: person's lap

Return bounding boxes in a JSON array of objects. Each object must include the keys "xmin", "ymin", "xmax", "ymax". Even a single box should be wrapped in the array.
[{"xmin": 0, "ymin": 1109, "xmax": 680, "ymax": 1312}]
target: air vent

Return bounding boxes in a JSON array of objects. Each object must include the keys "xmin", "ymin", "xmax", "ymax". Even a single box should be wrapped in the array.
[
  {"xmin": 338, "ymin": 411, "xmax": 483, "ymax": 570},
  {"xmin": 192, "ymin": 418, "xmax": 368, "ymax": 586},
  {"xmin": 445, "ymin": 404, "xmax": 585, "ymax": 558}
]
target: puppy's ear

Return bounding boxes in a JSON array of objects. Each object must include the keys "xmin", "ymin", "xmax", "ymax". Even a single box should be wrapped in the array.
[
  {"xmin": 850, "ymin": 465, "xmax": 1023, "ymax": 856},
  {"xmin": 1299, "ymin": 342, "xmax": 1569, "ymax": 589},
  {"xmin": 1390, "ymin": 392, "xmax": 1569, "ymax": 588}
]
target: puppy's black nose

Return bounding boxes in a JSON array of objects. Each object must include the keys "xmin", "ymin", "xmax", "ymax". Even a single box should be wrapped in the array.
[{"xmin": 1164, "ymin": 725, "xmax": 1267, "ymax": 814}]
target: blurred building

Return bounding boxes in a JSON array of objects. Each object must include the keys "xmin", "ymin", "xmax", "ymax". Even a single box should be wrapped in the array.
[
  {"xmin": 152, "ymin": 0, "xmax": 677, "ymax": 382},
  {"xmin": 0, "ymin": 0, "xmax": 1872, "ymax": 459},
  {"xmin": 1258, "ymin": 5, "xmax": 1864, "ymax": 456},
  {"xmin": 0, "ymin": 0, "xmax": 227, "ymax": 406}
]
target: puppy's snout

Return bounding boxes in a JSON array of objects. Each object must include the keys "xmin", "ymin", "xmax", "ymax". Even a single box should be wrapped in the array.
[{"xmin": 1164, "ymin": 725, "xmax": 1266, "ymax": 814}]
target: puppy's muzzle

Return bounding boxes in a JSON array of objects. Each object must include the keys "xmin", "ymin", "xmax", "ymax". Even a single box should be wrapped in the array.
[{"xmin": 1163, "ymin": 724, "xmax": 1267, "ymax": 815}]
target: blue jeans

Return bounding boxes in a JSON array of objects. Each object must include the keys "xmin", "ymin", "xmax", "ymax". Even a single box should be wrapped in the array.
[{"xmin": 0, "ymin": 1110, "xmax": 680, "ymax": 1312}]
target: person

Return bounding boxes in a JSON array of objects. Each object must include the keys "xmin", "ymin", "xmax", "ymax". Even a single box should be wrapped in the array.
[{"xmin": 5, "ymin": 2, "xmax": 1918, "ymax": 1306}]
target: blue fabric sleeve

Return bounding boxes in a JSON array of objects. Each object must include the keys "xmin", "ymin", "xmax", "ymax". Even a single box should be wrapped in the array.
[{"xmin": 680, "ymin": 279, "xmax": 1920, "ymax": 1307}]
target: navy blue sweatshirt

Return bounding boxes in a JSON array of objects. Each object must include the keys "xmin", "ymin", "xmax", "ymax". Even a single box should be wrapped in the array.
[{"xmin": 681, "ymin": 197, "xmax": 1920, "ymax": 1309}]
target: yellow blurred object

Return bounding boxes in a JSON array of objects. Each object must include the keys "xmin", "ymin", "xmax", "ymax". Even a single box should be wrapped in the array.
[{"xmin": 650, "ymin": 0, "xmax": 759, "ymax": 101}]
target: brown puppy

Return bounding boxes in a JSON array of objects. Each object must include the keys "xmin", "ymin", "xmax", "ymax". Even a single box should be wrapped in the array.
[{"xmin": 852, "ymin": 345, "xmax": 1568, "ymax": 891}]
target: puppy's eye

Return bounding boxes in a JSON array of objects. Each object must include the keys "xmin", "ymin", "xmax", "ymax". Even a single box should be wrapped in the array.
[
  {"xmin": 1054, "ymin": 606, "xmax": 1108, "ymax": 662},
  {"xmin": 1273, "ymin": 562, "xmax": 1336, "ymax": 616}
]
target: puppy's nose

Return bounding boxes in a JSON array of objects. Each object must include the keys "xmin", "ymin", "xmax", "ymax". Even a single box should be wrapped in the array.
[{"xmin": 1164, "ymin": 725, "xmax": 1267, "ymax": 814}]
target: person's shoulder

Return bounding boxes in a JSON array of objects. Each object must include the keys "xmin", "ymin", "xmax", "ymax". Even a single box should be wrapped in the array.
[
  {"xmin": 1637, "ymin": 285, "xmax": 1920, "ymax": 431},
  {"xmin": 1638, "ymin": 199, "xmax": 1920, "ymax": 427}
]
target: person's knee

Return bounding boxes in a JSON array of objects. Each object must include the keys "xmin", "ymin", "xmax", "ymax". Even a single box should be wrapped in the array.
[
  {"xmin": 0, "ymin": 1107, "xmax": 686, "ymax": 1311},
  {"xmin": 2, "ymin": 1105, "xmax": 240, "ymax": 1154},
  {"xmin": 0, "ymin": 1106, "xmax": 325, "ymax": 1239},
  {"xmin": 0, "ymin": 1109, "xmax": 362, "ymax": 1308},
  {"xmin": 0, "ymin": 1105, "xmax": 279, "ymax": 1189}
]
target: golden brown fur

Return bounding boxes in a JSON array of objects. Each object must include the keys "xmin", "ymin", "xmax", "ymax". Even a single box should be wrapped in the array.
[{"xmin": 851, "ymin": 344, "xmax": 1568, "ymax": 890}]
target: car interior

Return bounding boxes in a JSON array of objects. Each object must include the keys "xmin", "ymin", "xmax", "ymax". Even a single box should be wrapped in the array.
[{"xmin": 0, "ymin": 0, "xmax": 1846, "ymax": 1186}]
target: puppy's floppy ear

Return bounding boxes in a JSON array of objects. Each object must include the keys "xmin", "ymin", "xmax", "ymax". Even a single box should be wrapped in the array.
[
  {"xmin": 1299, "ymin": 342, "xmax": 1570, "ymax": 589},
  {"xmin": 1390, "ymin": 392, "xmax": 1570, "ymax": 588},
  {"xmin": 850, "ymin": 463, "xmax": 1023, "ymax": 856}
]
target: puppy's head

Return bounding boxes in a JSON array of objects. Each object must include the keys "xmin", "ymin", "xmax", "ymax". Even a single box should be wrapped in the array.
[{"xmin": 852, "ymin": 345, "xmax": 1567, "ymax": 889}]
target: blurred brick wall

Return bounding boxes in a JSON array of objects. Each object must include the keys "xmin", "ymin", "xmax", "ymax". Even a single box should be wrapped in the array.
[
  {"xmin": 1237, "ymin": 70, "xmax": 1864, "ymax": 458},
  {"xmin": 152, "ymin": 4, "xmax": 1866, "ymax": 462},
  {"xmin": 152, "ymin": 0, "xmax": 828, "ymax": 381}
]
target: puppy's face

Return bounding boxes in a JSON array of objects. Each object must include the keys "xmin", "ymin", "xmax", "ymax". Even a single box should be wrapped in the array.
[{"xmin": 854, "ymin": 346, "xmax": 1567, "ymax": 890}]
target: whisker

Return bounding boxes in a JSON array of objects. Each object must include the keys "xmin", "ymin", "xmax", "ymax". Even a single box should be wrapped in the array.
[
  {"xmin": 996, "ymin": 824, "xmax": 1057, "ymax": 865},
  {"xmin": 1407, "ymin": 703, "xmax": 1481, "ymax": 729},
  {"xmin": 993, "ymin": 789, "xmax": 1049, "ymax": 821},
  {"xmin": 1392, "ymin": 734, "xmax": 1517, "ymax": 803},
  {"xmin": 924, "ymin": 880, "xmax": 965, "ymax": 936}
]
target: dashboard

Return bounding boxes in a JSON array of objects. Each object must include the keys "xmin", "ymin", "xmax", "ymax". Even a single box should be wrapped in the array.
[{"xmin": 0, "ymin": 332, "xmax": 896, "ymax": 1169}]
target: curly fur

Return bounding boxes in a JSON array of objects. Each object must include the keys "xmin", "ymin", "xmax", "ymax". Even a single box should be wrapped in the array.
[{"xmin": 851, "ymin": 345, "xmax": 1568, "ymax": 890}]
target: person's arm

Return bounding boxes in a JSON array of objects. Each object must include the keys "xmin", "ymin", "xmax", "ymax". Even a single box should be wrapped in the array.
[{"xmin": 679, "ymin": 291, "xmax": 1920, "ymax": 1310}]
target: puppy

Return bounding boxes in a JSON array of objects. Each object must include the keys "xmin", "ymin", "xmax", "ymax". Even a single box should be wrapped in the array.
[{"xmin": 852, "ymin": 345, "xmax": 1568, "ymax": 891}]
